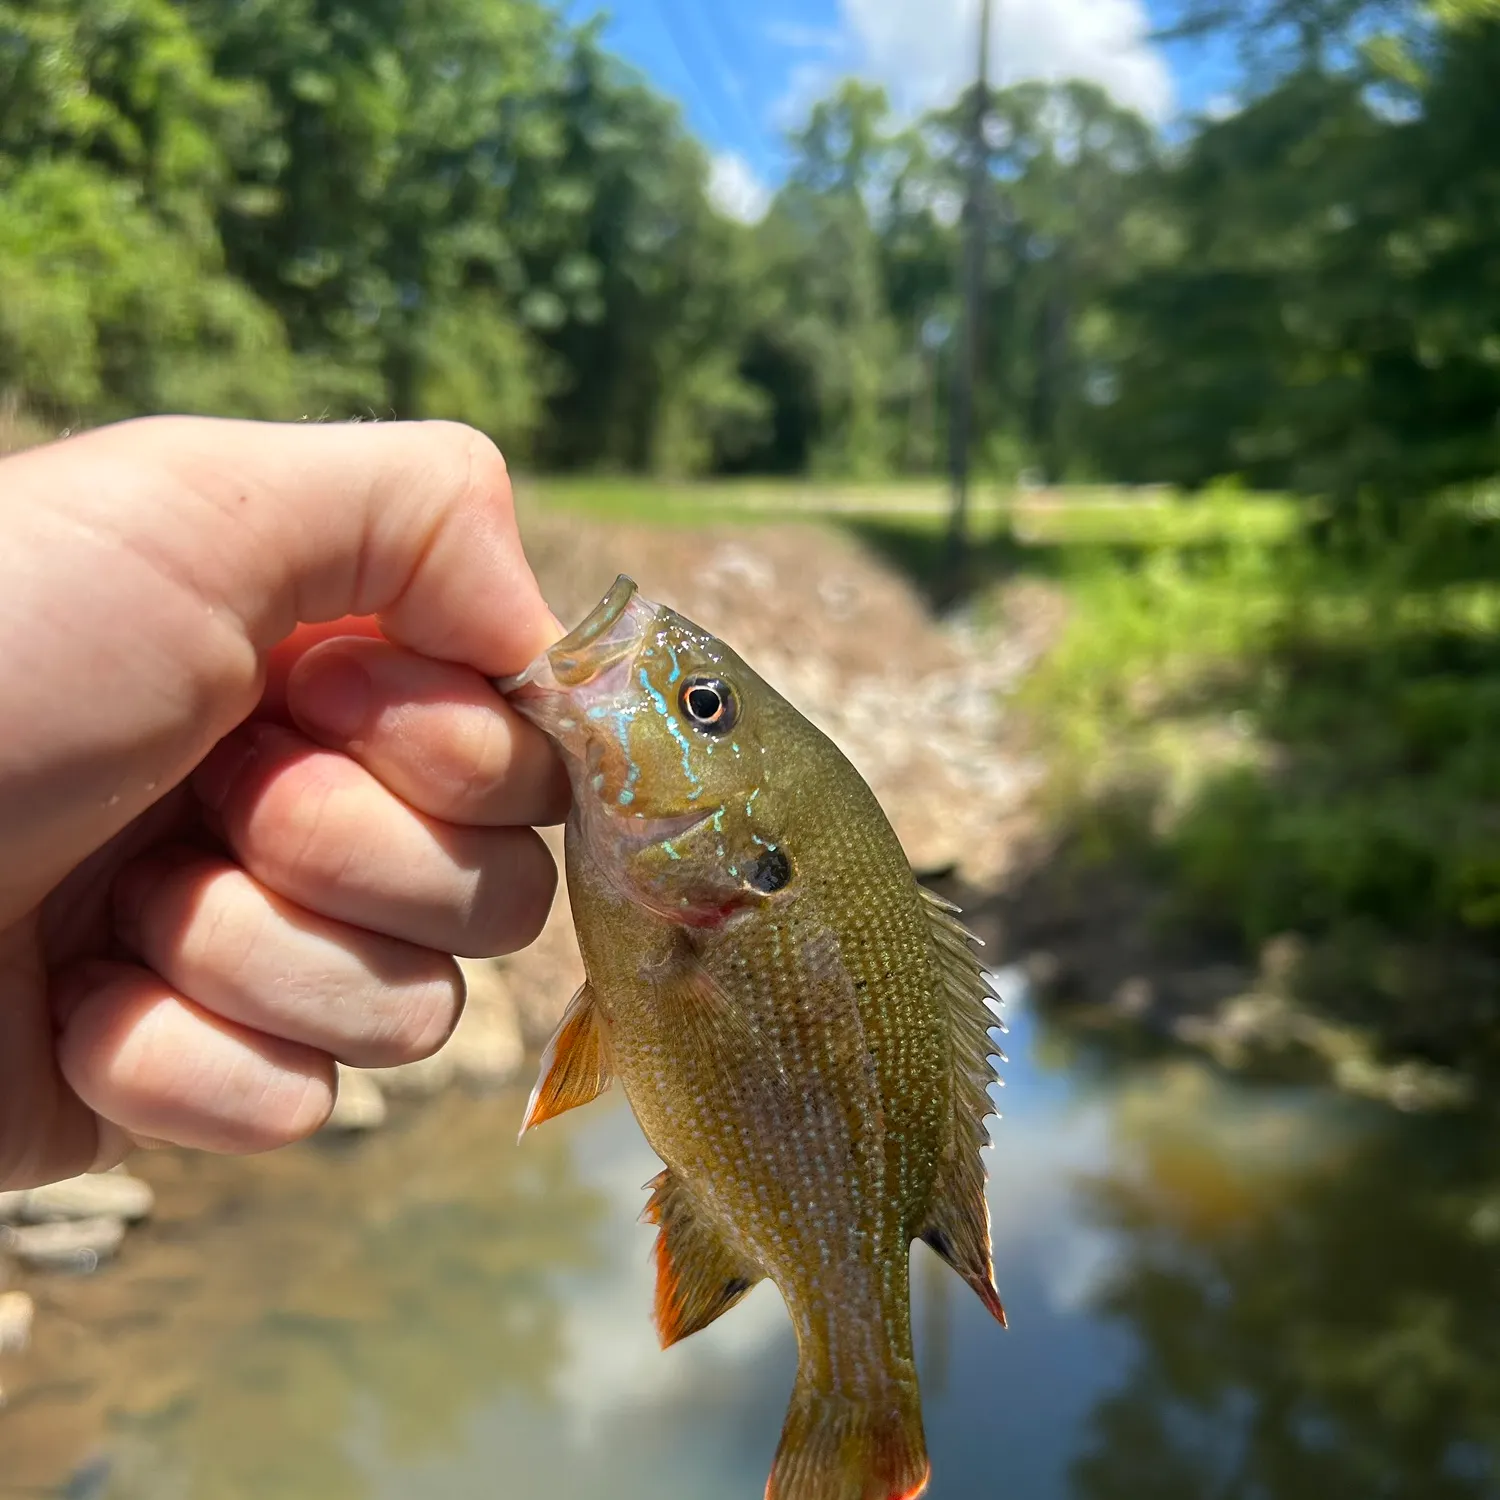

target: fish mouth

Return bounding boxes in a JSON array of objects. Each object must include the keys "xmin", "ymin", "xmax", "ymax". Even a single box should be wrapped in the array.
[{"xmin": 498, "ymin": 574, "xmax": 656, "ymax": 703}]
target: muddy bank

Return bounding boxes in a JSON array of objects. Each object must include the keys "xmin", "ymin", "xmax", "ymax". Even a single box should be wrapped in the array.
[{"xmin": 961, "ymin": 829, "xmax": 1476, "ymax": 1115}]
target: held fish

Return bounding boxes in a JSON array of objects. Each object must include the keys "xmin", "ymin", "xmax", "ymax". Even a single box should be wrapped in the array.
[{"xmin": 499, "ymin": 575, "xmax": 1006, "ymax": 1500}]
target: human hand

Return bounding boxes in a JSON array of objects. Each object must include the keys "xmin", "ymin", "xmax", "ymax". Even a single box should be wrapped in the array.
[{"xmin": 0, "ymin": 417, "xmax": 568, "ymax": 1191}]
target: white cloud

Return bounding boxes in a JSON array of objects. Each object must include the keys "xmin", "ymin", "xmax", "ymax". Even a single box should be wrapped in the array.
[
  {"xmin": 763, "ymin": 20, "xmax": 845, "ymax": 51},
  {"xmin": 708, "ymin": 151, "xmax": 772, "ymax": 224},
  {"xmin": 777, "ymin": 0, "xmax": 1174, "ymax": 126}
]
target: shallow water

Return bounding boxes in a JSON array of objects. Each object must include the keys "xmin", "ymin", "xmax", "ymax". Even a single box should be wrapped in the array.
[{"xmin": 28, "ymin": 972, "xmax": 1500, "ymax": 1500}]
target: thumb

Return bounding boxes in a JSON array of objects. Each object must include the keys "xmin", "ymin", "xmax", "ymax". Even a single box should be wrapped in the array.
[{"xmin": 0, "ymin": 417, "xmax": 558, "ymax": 920}]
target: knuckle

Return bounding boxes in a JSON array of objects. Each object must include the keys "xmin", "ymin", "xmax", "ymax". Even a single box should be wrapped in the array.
[
  {"xmin": 456, "ymin": 423, "xmax": 510, "ymax": 484},
  {"xmin": 455, "ymin": 426, "xmax": 514, "ymax": 523},
  {"xmin": 175, "ymin": 869, "xmax": 266, "ymax": 988},
  {"xmin": 432, "ymin": 706, "xmax": 512, "ymax": 817},
  {"xmin": 252, "ymin": 762, "xmax": 359, "ymax": 893},
  {"xmin": 423, "ymin": 421, "xmax": 511, "ymax": 500}
]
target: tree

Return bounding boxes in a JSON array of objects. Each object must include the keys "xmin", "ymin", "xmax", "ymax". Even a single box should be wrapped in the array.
[
  {"xmin": 185, "ymin": 0, "xmax": 568, "ymax": 442},
  {"xmin": 0, "ymin": 0, "xmax": 298, "ymax": 421},
  {"xmin": 741, "ymin": 83, "xmax": 905, "ymax": 477},
  {"xmin": 1153, "ymin": 0, "xmax": 1417, "ymax": 72},
  {"xmin": 519, "ymin": 28, "xmax": 768, "ymax": 474}
]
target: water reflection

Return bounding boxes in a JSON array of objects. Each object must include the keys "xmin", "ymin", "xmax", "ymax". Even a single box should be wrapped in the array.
[
  {"xmin": 53, "ymin": 977, "xmax": 1500, "ymax": 1500},
  {"xmin": 1070, "ymin": 1067, "xmax": 1500, "ymax": 1500},
  {"xmin": 95, "ymin": 1094, "xmax": 606, "ymax": 1500}
]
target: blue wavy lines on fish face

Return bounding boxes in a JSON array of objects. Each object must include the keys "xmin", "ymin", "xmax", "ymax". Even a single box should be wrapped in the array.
[
  {"xmin": 638, "ymin": 667, "xmax": 703, "ymax": 802},
  {"xmin": 587, "ymin": 701, "xmax": 643, "ymax": 807}
]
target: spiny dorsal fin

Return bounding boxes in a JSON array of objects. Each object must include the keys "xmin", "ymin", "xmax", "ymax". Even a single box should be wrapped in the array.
[
  {"xmin": 519, "ymin": 982, "xmax": 611, "ymax": 1138},
  {"xmin": 642, "ymin": 1167, "xmax": 762, "ymax": 1348},
  {"xmin": 916, "ymin": 886, "xmax": 1007, "ymax": 1328}
]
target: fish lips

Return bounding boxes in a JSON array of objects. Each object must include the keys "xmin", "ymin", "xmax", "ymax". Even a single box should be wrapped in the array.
[{"xmin": 497, "ymin": 573, "xmax": 659, "ymax": 749}]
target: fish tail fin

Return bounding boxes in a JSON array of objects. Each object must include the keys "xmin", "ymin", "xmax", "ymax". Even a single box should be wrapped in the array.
[{"xmin": 766, "ymin": 1373, "xmax": 930, "ymax": 1500}]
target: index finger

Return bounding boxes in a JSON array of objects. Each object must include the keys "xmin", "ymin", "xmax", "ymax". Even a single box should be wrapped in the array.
[{"xmin": 0, "ymin": 418, "xmax": 562, "ymax": 916}]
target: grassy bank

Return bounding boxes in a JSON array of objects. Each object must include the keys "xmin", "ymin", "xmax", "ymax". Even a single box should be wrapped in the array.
[{"xmin": 1010, "ymin": 488, "xmax": 1500, "ymax": 1099}]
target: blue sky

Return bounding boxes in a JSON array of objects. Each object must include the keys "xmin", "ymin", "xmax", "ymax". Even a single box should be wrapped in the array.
[{"xmin": 564, "ymin": 0, "xmax": 1237, "ymax": 216}]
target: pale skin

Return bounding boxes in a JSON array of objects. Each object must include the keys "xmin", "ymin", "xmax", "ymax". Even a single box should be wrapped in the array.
[{"xmin": 0, "ymin": 416, "xmax": 569, "ymax": 1193}]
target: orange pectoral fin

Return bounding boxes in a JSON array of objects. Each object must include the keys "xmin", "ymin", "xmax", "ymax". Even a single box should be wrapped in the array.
[{"xmin": 519, "ymin": 982, "xmax": 612, "ymax": 1137}]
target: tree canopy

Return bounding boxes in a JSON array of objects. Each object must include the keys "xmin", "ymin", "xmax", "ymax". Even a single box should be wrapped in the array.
[{"xmin": 1, "ymin": 0, "xmax": 1498, "ymax": 506}]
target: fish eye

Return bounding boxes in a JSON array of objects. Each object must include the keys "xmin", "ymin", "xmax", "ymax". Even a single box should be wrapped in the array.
[{"xmin": 680, "ymin": 676, "xmax": 738, "ymax": 735}]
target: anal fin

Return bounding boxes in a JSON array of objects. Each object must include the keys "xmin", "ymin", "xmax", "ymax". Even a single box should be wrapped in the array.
[
  {"xmin": 920, "ymin": 1198, "xmax": 1006, "ymax": 1328},
  {"xmin": 643, "ymin": 1167, "xmax": 761, "ymax": 1348},
  {"xmin": 519, "ymin": 982, "xmax": 611, "ymax": 1137}
]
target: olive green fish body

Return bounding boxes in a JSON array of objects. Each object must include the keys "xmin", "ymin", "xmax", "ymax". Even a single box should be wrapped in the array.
[{"xmin": 501, "ymin": 577, "xmax": 1005, "ymax": 1500}]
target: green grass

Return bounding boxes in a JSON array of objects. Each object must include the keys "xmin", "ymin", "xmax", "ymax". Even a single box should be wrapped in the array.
[
  {"xmin": 1008, "ymin": 485, "xmax": 1300, "ymax": 549},
  {"xmin": 515, "ymin": 474, "xmax": 973, "ymax": 527},
  {"xmin": 515, "ymin": 473, "xmax": 1300, "ymax": 540}
]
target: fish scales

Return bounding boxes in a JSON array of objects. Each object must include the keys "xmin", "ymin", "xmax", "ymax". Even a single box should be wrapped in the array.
[{"xmin": 500, "ymin": 575, "xmax": 1005, "ymax": 1500}]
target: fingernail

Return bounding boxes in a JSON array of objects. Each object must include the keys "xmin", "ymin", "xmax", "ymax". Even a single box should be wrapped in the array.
[
  {"xmin": 91, "ymin": 1122, "xmax": 172, "ymax": 1173},
  {"xmin": 294, "ymin": 652, "xmax": 372, "ymax": 741},
  {"xmin": 193, "ymin": 729, "xmax": 258, "ymax": 811}
]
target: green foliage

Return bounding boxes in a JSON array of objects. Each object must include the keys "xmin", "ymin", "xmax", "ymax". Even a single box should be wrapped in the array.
[
  {"xmin": 521, "ymin": 30, "xmax": 769, "ymax": 473},
  {"xmin": 0, "ymin": 0, "xmax": 768, "ymax": 466},
  {"xmin": 7, "ymin": 0, "xmax": 1495, "ymax": 501},
  {"xmin": 1021, "ymin": 491, "xmax": 1500, "ymax": 1065},
  {"xmin": 5, "ymin": 0, "xmax": 1500, "ymax": 1074},
  {"xmin": 1097, "ymin": 4, "xmax": 1500, "ymax": 510},
  {"xmin": 0, "ymin": 0, "xmax": 299, "ymax": 419}
]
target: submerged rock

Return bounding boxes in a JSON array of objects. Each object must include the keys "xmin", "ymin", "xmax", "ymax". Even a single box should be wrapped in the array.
[
  {"xmin": 20, "ymin": 1173, "xmax": 154, "ymax": 1225},
  {"xmin": 2, "ymin": 1217, "xmax": 126, "ymax": 1273},
  {"xmin": 322, "ymin": 1066, "xmax": 388, "ymax": 1132},
  {"xmin": 0, "ymin": 1290, "xmax": 34, "ymax": 1354}
]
